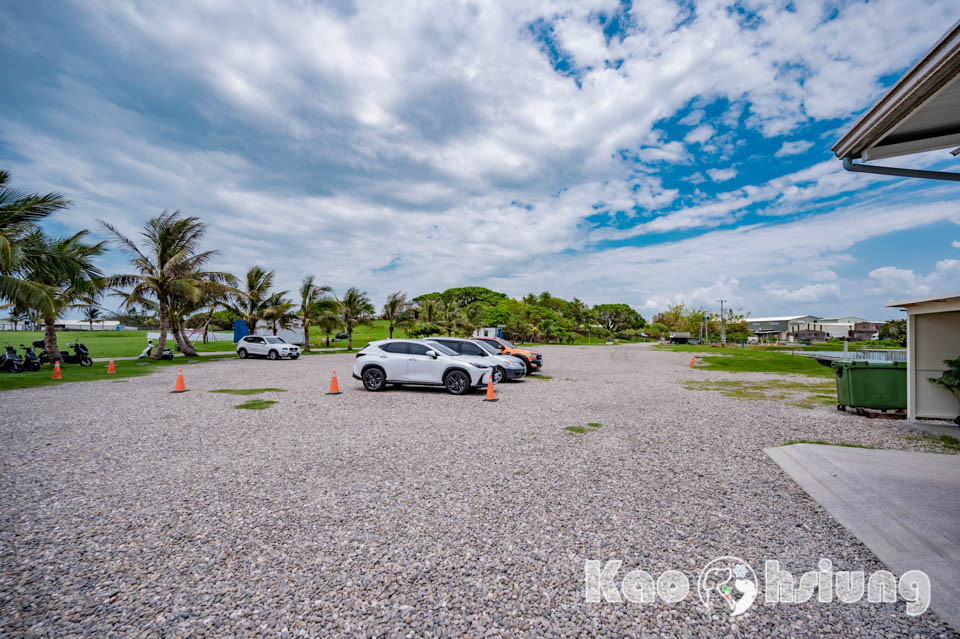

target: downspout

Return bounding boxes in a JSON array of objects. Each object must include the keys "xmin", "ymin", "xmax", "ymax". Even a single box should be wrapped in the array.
[{"xmin": 842, "ymin": 156, "xmax": 960, "ymax": 182}]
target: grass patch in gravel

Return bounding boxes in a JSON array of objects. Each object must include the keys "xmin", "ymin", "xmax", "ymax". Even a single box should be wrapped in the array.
[
  {"xmin": 780, "ymin": 439, "xmax": 879, "ymax": 449},
  {"xmin": 234, "ymin": 399, "xmax": 278, "ymax": 410},
  {"xmin": 905, "ymin": 434, "xmax": 960, "ymax": 452},
  {"xmin": 210, "ymin": 388, "xmax": 287, "ymax": 395},
  {"xmin": 565, "ymin": 423, "xmax": 602, "ymax": 435},
  {"xmin": 532, "ymin": 375, "xmax": 553, "ymax": 380},
  {"xmin": 684, "ymin": 379, "xmax": 836, "ymax": 407}
]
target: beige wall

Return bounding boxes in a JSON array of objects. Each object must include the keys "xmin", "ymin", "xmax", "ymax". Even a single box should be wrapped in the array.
[{"xmin": 912, "ymin": 310, "xmax": 960, "ymax": 419}]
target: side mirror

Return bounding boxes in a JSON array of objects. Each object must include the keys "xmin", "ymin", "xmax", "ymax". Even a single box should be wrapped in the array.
[{"xmin": 426, "ymin": 350, "xmax": 438, "ymax": 359}]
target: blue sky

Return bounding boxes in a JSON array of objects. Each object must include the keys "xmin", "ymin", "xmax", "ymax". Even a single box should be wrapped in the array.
[{"xmin": 1, "ymin": 0, "xmax": 958, "ymax": 321}]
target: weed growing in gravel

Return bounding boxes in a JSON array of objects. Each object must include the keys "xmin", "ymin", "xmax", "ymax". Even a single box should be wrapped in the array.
[
  {"xmin": 234, "ymin": 400, "xmax": 278, "ymax": 410},
  {"xmin": 905, "ymin": 434, "xmax": 960, "ymax": 452},
  {"xmin": 211, "ymin": 388, "xmax": 287, "ymax": 395},
  {"xmin": 779, "ymin": 440, "xmax": 878, "ymax": 449},
  {"xmin": 684, "ymin": 379, "xmax": 836, "ymax": 408},
  {"xmin": 533, "ymin": 376, "xmax": 553, "ymax": 380},
  {"xmin": 565, "ymin": 423, "xmax": 602, "ymax": 435}
]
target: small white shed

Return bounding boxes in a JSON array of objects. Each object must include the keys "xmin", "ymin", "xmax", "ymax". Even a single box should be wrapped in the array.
[{"xmin": 888, "ymin": 293, "xmax": 960, "ymax": 422}]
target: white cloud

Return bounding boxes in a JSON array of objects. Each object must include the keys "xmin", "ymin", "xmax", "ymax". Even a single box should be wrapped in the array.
[
  {"xmin": 706, "ymin": 167, "xmax": 737, "ymax": 182},
  {"xmin": 764, "ymin": 283, "xmax": 840, "ymax": 303},
  {"xmin": 684, "ymin": 124, "xmax": 715, "ymax": 145},
  {"xmin": 952, "ymin": 240, "xmax": 960, "ymax": 249},
  {"xmin": 775, "ymin": 140, "xmax": 815, "ymax": 157},
  {"xmin": 868, "ymin": 259, "xmax": 960, "ymax": 297}
]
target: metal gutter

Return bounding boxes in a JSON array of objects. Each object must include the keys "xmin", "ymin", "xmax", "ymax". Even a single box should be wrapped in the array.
[{"xmin": 842, "ymin": 157, "xmax": 960, "ymax": 182}]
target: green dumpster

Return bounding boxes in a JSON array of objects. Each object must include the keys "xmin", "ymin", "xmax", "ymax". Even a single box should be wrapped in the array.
[{"xmin": 833, "ymin": 359, "xmax": 907, "ymax": 413}]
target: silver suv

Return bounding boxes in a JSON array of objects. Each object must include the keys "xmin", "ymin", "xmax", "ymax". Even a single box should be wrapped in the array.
[{"xmin": 425, "ymin": 338, "xmax": 525, "ymax": 383}]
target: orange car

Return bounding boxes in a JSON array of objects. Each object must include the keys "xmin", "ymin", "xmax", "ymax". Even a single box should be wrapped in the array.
[{"xmin": 470, "ymin": 336, "xmax": 543, "ymax": 374}]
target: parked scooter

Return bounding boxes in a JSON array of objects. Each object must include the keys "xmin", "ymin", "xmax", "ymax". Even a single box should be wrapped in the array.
[
  {"xmin": 19, "ymin": 344, "xmax": 42, "ymax": 372},
  {"xmin": 138, "ymin": 339, "xmax": 174, "ymax": 360},
  {"xmin": 0, "ymin": 343, "xmax": 24, "ymax": 373},
  {"xmin": 33, "ymin": 340, "xmax": 93, "ymax": 366}
]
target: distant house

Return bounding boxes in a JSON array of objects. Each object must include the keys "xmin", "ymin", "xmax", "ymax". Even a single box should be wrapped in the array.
[
  {"xmin": 788, "ymin": 323, "xmax": 828, "ymax": 343},
  {"xmin": 746, "ymin": 316, "xmax": 819, "ymax": 342},
  {"xmin": 817, "ymin": 317, "xmax": 867, "ymax": 339},
  {"xmin": 669, "ymin": 331, "xmax": 692, "ymax": 344},
  {"xmin": 851, "ymin": 321, "xmax": 883, "ymax": 341}
]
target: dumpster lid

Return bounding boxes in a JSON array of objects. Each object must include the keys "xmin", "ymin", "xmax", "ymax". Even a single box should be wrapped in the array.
[{"xmin": 835, "ymin": 359, "xmax": 906, "ymax": 368}]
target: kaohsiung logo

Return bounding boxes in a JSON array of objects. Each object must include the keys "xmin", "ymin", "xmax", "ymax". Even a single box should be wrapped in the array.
[{"xmin": 585, "ymin": 556, "xmax": 930, "ymax": 618}]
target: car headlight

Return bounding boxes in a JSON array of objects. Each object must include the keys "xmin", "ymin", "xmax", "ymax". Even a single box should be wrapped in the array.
[{"xmin": 469, "ymin": 362, "xmax": 490, "ymax": 369}]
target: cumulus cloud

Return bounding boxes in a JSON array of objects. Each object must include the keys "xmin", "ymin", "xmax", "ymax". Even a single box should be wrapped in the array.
[
  {"xmin": 0, "ymin": 0, "xmax": 957, "ymax": 321},
  {"xmin": 953, "ymin": 240, "xmax": 960, "ymax": 249},
  {"xmin": 706, "ymin": 167, "xmax": 738, "ymax": 182},
  {"xmin": 775, "ymin": 140, "xmax": 815, "ymax": 157}
]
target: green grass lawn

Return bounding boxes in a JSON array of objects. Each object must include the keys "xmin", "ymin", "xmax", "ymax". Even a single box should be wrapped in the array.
[
  {"xmin": 0, "ymin": 354, "xmax": 233, "ymax": 392},
  {"xmin": 0, "ymin": 330, "xmax": 234, "ymax": 358},
  {"xmin": 658, "ymin": 344, "xmax": 835, "ymax": 378}
]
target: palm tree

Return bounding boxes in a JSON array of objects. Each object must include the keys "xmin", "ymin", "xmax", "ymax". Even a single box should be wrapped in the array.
[
  {"xmin": 297, "ymin": 275, "xmax": 335, "ymax": 352},
  {"xmin": 19, "ymin": 229, "xmax": 105, "ymax": 362},
  {"xmin": 165, "ymin": 275, "xmax": 237, "ymax": 354},
  {"xmin": 459, "ymin": 303, "xmax": 486, "ymax": 337},
  {"xmin": 226, "ymin": 266, "xmax": 276, "ymax": 333},
  {"xmin": 0, "ymin": 170, "xmax": 71, "ymax": 314},
  {"xmin": 382, "ymin": 291, "xmax": 409, "ymax": 339},
  {"xmin": 316, "ymin": 310, "xmax": 341, "ymax": 348},
  {"xmin": 100, "ymin": 210, "xmax": 229, "ymax": 359},
  {"xmin": 262, "ymin": 292, "xmax": 296, "ymax": 335},
  {"xmin": 338, "ymin": 287, "xmax": 374, "ymax": 351},
  {"xmin": 82, "ymin": 303, "xmax": 102, "ymax": 331},
  {"xmin": 417, "ymin": 297, "xmax": 438, "ymax": 324},
  {"xmin": 437, "ymin": 297, "xmax": 465, "ymax": 336}
]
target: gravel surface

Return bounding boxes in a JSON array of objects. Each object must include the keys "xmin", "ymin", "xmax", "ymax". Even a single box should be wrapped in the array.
[{"xmin": 1, "ymin": 344, "xmax": 956, "ymax": 637}]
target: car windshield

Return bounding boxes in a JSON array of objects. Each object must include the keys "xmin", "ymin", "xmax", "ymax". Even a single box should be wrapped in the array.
[
  {"xmin": 497, "ymin": 338, "xmax": 516, "ymax": 349},
  {"xmin": 424, "ymin": 341, "xmax": 457, "ymax": 356},
  {"xmin": 474, "ymin": 340, "xmax": 500, "ymax": 355},
  {"xmin": 264, "ymin": 337, "xmax": 287, "ymax": 344}
]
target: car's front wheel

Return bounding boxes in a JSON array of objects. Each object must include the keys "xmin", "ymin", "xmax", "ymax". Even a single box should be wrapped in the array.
[
  {"xmin": 362, "ymin": 367, "xmax": 386, "ymax": 391},
  {"xmin": 493, "ymin": 367, "xmax": 505, "ymax": 383},
  {"xmin": 268, "ymin": 350, "xmax": 279, "ymax": 361},
  {"xmin": 444, "ymin": 370, "xmax": 470, "ymax": 395},
  {"xmin": 238, "ymin": 348, "xmax": 248, "ymax": 359}
]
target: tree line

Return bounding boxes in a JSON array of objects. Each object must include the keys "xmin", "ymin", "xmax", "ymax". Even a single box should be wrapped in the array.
[{"xmin": 0, "ymin": 170, "xmax": 735, "ymax": 362}]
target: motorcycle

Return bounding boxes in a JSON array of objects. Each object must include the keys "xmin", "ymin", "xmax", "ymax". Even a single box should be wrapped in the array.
[
  {"xmin": 138, "ymin": 339, "xmax": 174, "ymax": 360},
  {"xmin": 0, "ymin": 343, "xmax": 24, "ymax": 373},
  {"xmin": 19, "ymin": 344, "xmax": 42, "ymax": 372},
  {"xmin": 33, "ymin": 340, "xmax": 93, "ymax": 366}
]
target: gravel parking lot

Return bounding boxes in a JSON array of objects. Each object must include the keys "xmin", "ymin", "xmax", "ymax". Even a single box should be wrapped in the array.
[{"xmin": 1, "ymin": 344, "xmax": 956, "ymax": 637}]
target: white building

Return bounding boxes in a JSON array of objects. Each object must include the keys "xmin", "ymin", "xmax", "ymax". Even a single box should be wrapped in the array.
[{"xmin": 888, "ymin": 293, "xmax": 960, "ymax": 423}]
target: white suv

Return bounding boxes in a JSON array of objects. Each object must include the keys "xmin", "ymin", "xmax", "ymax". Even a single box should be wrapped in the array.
[
  {"xmin": 352, "ymin": 339, "xmax": 492, "ymax": 395},
  {"xmin": 236, "ymin": 335, "xmax": 301, "ymax": 360}
]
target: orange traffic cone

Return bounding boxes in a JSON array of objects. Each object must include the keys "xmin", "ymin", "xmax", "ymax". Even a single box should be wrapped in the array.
[
  {"xmin": 326, "ymin": 370, "xmax": 342, "ymax": 395},
  {"xmin": 689, "ymin": 357, "xmax": 695, "ymax": 368},
  {"xmin": 107, "ymin": 358, "xmax": 116, "ymax": 374},
  {"xmin": 482, "ymin": 374, "xmax": 498, "ymax": 402},
  {"xmin": 51, "ymin": 361, "xmax": 62, "ymax": 380},
  {"xmin": 171, "ymin": 368, "xmax": 188, "ymax": 393}
]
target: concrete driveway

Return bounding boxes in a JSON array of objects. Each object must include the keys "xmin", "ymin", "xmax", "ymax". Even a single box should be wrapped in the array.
[{"xmin": 766, "ymin": 443, "xmax": 960, "ymax": 631}]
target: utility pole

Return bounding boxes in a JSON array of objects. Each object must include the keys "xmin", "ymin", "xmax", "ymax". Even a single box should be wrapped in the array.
[{"xmin": 717, "ymin": 299, "xmax": 727, "ymax": 346}]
